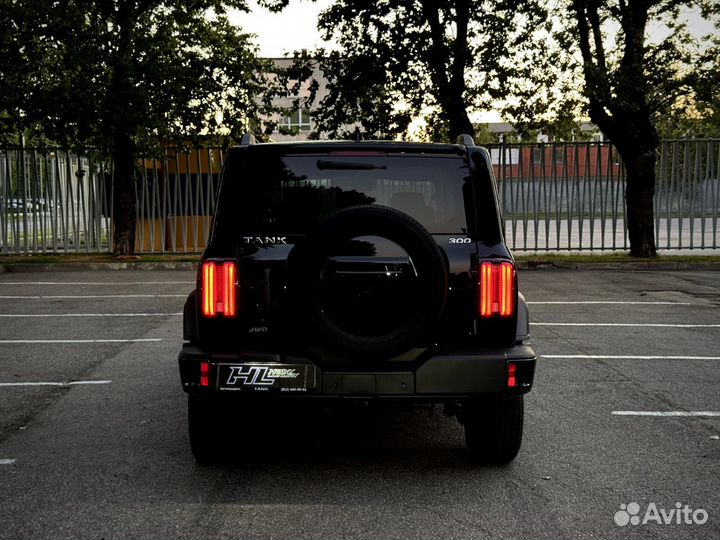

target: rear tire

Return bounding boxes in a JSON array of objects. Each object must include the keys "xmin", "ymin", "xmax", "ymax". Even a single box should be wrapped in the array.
[
  {"xmin": 188, "ymin": 394, "xmax": 224, "ymax": 465},
  {"xmin": 463, "ymin": 395, "xmax": 524, "ymax": 465}
]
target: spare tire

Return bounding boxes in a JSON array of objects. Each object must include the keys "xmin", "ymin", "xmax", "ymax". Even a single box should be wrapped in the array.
[{"xmin": 288, "ymin": 205, "xmax": 448, "ymax": 359}]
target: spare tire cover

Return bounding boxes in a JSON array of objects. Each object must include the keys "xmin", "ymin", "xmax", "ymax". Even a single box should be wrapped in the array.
[{"xmin": 289, "ymin": 204, "xmax": 448, "ymax": 359}]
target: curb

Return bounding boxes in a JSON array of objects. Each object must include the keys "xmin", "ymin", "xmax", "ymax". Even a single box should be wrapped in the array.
[
  {"xmin": 1, "ymin": 260, "xmax": 720, "ymax": 273},
  {"xmin": 0, "ymin": 262, "xmax": 198, "ymax": 273},
  {"xmin": 515, "ymin": 261, "xmax": 720, "ymax": 271}
]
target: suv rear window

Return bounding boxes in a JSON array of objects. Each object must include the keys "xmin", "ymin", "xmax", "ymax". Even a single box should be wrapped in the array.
[{"xmin": 216, "ymin": 150, "xmax": 472, "ymax": 236}]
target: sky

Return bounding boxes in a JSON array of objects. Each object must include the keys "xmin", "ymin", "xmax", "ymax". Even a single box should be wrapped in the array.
[
  {"xmin": 230, "ymin": 2, "xmax": 718, "ymax": 125},
  {"xmin": 228, "ymin": 0, "xmax": 501, "ymax": 122},
  {"xmin": 229, "ymin": 0, "xmax": 334, "ymax": 58},
  {"xmin": 230, "ymin": 2, "xmax": 717, "ymax": 58}
]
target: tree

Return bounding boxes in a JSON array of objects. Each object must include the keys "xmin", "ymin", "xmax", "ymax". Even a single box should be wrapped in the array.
[
  {"xmin": 298, "ymin": 0, "xmax": 718, "ymax": 257},
  {"xmin": 691, "ymin": 36, "xmax": 720, "ymax": 135},
  {"xmin": 657, "ymin": 34, "xmax": 720, "ymax": 139},
  {"xmin": 0, "ymin": 0, "xmax": 279, "ymax": 255},
  {"xmin": 305, "ymin": 0, "xmax": 549, "ymax": 141},
  {"xmin": 569, "ymin": 0, "xmax": 719, "ymax": 257}
]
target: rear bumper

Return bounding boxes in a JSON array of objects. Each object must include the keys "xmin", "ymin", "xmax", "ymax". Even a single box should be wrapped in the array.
[{"xmin": 178, "ymin": 344, "xmax": 536, "ymax": 399}]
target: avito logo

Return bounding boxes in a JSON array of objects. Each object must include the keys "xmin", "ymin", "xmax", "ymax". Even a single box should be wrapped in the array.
[{"xmin": 614, "ymin": 502, "xmax": 709, "ymax": 526}]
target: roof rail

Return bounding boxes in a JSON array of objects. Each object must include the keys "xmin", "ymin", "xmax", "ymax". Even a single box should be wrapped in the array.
[
  {"xmin": 456, "ymin": 134, "xmax": 475, "ymax": 146},
  {"xmin": 240, "ymin": 133, "xmax": 257, "ymax": 146}
]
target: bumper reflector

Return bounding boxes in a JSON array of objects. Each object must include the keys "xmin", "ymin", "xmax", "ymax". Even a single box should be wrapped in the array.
[
  {"xmin": 507, "ymin": 362, "xmax": 517, "ymax": 388},
  {"xmin": 200, "ymin": 361, "xmax": 210, "ymax": 388}
]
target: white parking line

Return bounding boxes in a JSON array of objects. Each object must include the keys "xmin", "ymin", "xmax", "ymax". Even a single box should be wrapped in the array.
[
  {"xmin": 0, "ymin": 380, "xmax": 112, "ymax": 387},
  {"xmin": 532, "ymin": 323, "xmax": 720, "ymax": 328},
  {"xmin": 0, "ymin": 338, "xmax": 162, "ymax": 344},
  {"xmin": 612, "ymin": 411, "xmax": 720, "ymax": 417},
  {"xmin": 0, "ymin": 313, "xmax": 182, "ymax": 318},
  {"xmin": 0, "ymin": 281, "xmax": 193, "ymax": 286},
  {"xmin": 0, "ymin": 294, "xmax": 187, "ymax": 299},
  {"xmin": 0, "ymin": 459, "xmax": 16, "ymax": 465},
  {"xmin": 527, "ymin": 301, "xmax": 693, "ymax": 305},
  {"xmin": 543, "ymin": 355, "xmax": 720, "ymax": 360}
]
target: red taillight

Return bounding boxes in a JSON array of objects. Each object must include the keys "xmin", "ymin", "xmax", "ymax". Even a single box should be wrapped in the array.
[
  {"xmin": 507, "ymin": 362, "xmax": 517, "ymax": 388},
  {"xmin": 201, "ymin": 261, "xmax": 237, "ymax": 318},
  {"xmin": 479, "ymin": 261, "xmax": 515, "ymax": 318},
  {"xmin": 200, "ymin": 361, "xmax": 210, "ymax": 387},
  {"xmin": 202, "ymin": 262, "xmax": 216, "ymax": 317}
]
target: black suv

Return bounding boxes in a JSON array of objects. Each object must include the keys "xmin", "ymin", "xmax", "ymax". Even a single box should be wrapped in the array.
[{"xmin": 179, "ymin": 134, "xmax": 536, "ymax": 464}]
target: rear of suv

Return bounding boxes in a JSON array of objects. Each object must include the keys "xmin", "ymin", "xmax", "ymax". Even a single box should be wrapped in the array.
[{"xmin": 179, "ymin": 134, "xmax": 536, "ymax": 464}]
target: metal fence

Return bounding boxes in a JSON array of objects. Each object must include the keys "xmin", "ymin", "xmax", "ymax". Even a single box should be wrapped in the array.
[
  {"xmin": 133, "ymin": 148, "xmax": 223, "ymax": 253},
  {"xmin": 0, "ymin": 145, "xmax": 224, "ymax": 254},
  {"xmin": 1, "ymin": 140, "xmax": 718, "ymax": 254},
  {"xmin": 0, "ymin": 146, "xmax": 110, "ymax": 254},
  {"xmin": 490, "ymin": 140, "xmax": 719, "ymax": 251}
]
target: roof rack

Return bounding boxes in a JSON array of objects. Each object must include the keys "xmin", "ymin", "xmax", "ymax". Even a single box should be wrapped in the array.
[
  {"xmin": 456, "ymin": 134, "xmax": 475, "ymax": 146},
  {"xmin": 240, "ymin": 133, "xmax": 257, "ymax": 146}
]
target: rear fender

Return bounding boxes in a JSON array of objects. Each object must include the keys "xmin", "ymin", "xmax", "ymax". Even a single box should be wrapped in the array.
[
  {"xmin": 515, "ymin": 293, "xmax": 530, "ymax": 343},
  {"xmin": 183, "ymin": 290, "xmax": 198, "ymax": 343}
]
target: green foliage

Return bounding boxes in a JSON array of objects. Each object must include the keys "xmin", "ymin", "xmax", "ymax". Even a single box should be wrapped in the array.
[
  {"xmin": 563, "ymin": 0, "xmax": 720, "ymax": 257},
  {"xmin": 657, "ymin": 34, "xmax": 720, "ymax": 139},
  {"xmin": 308, "ymin": 0, "xmax": 551, "ymax": 141},
  {"xmin": 0, "ymin": 0, "xmax": 296, "ymax": 254},
  {"xmin": 472, "ymin": 124, "xmax": 500, "ymax": 146},
  {"xmin": 566, "ymin": 1, "xmax": 719, "ymax": 147},
  {"xmin": 0, "ymin": 0, "xmax": 282, "ymax": 150},
  {"xmin": 308, "ymin": 48, "xmax": 414, "ymax": 141}
]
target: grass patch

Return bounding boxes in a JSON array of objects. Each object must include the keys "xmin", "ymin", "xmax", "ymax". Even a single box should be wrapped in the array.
[
  {"xmin": 1, "ymin": 252, "xmax": 718, "ymax": 266},
  {"xmin": 516, "ymin": 253, "xmax": 720, "ymax": 264},
  {"xmin": 0, "ymin": 253, "xmax": 201, "ymax": 264}
]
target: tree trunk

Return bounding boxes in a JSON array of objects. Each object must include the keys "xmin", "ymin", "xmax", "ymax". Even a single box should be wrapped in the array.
[
  {"xmin": 624, "ymin": 150, "xmax": 657, "ymax": 258},
  {"xmin": 447, "ymin": 101, "xmax": 475, "ymax": 141},
  {"xmin": 111, "ymin": 133, "xmax": 137, "ymax": 256},
  {"xmin": 590, "ymin": 114, "xmax": 659, "ymax": 258},
  {"xmin": 106, "ymin": 5, "xmax": 138, "ymax": 257},
  {"xmin": 573, "ymin": 0, "xmax": 660, "ymax": 258},
  {"xmin": 419, "ymin": 0, "xmax": 474, "ymax": 143}
]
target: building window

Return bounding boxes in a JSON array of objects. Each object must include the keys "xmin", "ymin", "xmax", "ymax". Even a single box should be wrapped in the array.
[{"xmin": 279, "ymin": 108, "xmax": 312, "ymax": 132}]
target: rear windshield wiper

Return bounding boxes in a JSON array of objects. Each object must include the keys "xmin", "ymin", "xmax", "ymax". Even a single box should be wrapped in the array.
[{"xmin": 317, "ymin": 160, "xmax": 388, "ymax": 170}]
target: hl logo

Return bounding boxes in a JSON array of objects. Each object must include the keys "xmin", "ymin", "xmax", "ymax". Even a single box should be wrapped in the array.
[{"xmin": 226, "ymin": 366, "xmax": 275, "ymax": 386}]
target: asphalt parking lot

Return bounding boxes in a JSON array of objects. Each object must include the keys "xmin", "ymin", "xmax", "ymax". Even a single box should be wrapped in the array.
[{"xmin": 0, "ymin": 268, "xmax": 718, "ymax": 539}]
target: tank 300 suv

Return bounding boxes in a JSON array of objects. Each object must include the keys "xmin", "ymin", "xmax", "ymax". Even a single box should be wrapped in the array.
[{"xmin": 179, "ymin": 134, "xmax": 536, "ymax": 464}]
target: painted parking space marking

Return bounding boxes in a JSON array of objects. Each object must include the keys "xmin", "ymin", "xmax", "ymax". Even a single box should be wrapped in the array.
[
  {"xmin": 0, "ymin": 313, "xmax": 182, "ymax": 318},
  {"xmin": 0, "ymin": 380, "xmax": 112, "ymax": 388},
  {"xmin": 532, "ymin": 322, "xmax": 720, "ymax": 328},
  {"xmin": 542, "ymin": 355, "xmax": 720, "ymax": 360},
  {"xmin": 0, "ymin": 294, "xmax": 187, "ymax": 299},
  {"xmin": 0, "ymin": 281, "xmax": 193, "ymax": 286},
  {"xmin": 612, "ymin": 411, "xmax": 720, "ymax": 417},
  {"xmin": 526, "ymin": 301, "xmax": 694, "ymax": 305},
  {"xmin": 0, "ymin": 459, "xmax": 17, "ymax": 465},
  {"xmin": 0, "ymin": 338, "xmax": 163, "ymax": 344}
]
